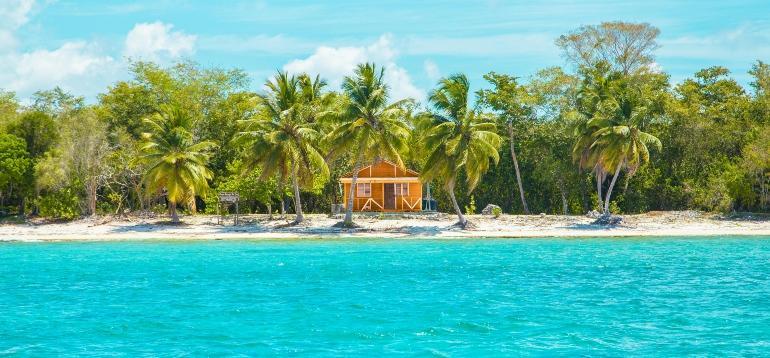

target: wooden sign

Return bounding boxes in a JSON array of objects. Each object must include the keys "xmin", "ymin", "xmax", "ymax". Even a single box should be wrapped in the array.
[{"xmin": 218, "ymin": 192, "xmax": 240, "ymax": 203}]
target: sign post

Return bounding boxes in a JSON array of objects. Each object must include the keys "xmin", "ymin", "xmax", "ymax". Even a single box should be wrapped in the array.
[{"xmin": 217, "ymin": 192, "xmax": 240, "ymax": 225}]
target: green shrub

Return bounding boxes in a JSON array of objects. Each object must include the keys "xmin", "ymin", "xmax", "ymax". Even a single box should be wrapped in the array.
[
  {"xmin": 36, "ymin": 188, "xmax": 80, "ymax": 220},
  {"xmin": 464, "ymin": 195, "xmax": 477, "ymax": 215},
  {"xmin": 609, "ymin": 201, "xmax": 622, "ymax": 215},
  {"xmin": 692, "ymin": 162, "xmax": 752, "ymax": 213},
  {"xmin": 151, "ymin": 203, "xmax": 167, "ymax": 214},
  {"xmin": 492, "ymin": 206, "xmax": 502, "ymax": 218}
]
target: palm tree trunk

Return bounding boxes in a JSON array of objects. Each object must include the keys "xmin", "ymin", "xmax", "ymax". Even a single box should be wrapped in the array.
[
  {"xmin": 596, "ymin": 167, "xmax": 604, "ymax": 212},
  {"xmin": 189, "ymin": 190, "xmax": 197, "ymax": 214},
  {"xmin": 447, "ymin": 177, "xmax": 466, "ymax": 226},
  {"xmin": 343, "ymin": 157, "xmax": 363, "ymax": 226},
  {"xmin": 623, "ymin": 175, "xmax": 630, "ymax": 195},
  {"xmin": 761, "ymin": 175, "xmax": 768, "ymax": 211},
  {"xmin": 279, "ymin": 172, "xmax": 286, "ymax": 219},
  {"xmin": 170, "ymin": 201, "xmax": 179, "ymax": 223},
  {"xmin": 291, "ymin": 164, "xmax": 304, "ymax": 224},
  {"xmin": 508, "ymin": 123, "xmax": 530, "ymax": 214},
  {"xmin": 447, "ymin": 178, "xmax": 467, "ymax": 227},
  {"xmin": 603, "ymin": 163, "xmax": 623, "ymax": 214}
]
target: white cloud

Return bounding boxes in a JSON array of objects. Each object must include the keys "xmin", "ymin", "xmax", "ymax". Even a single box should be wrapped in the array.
[
  {"xmin": 0, "ymin": 0, "xmax": 35, "ymax": 51},
  {"xmin": 0, "ymin": 0, "xmax": 121, "ymax": 98},
  {"xmin": 646, "ymin": 62, "xmax": 663, "ymax": 74},
  {"xmin": 283, "ymin": 34, "xmax": 424, "ymax": 101},
  {"xmin": 659, "ymin": 24, "xmax": 770, "ymax": 62},
  {"xmin": 382, "ymin": 64, "xmax": 424, "ymax": 102},
  {"xmin": 0, "ymin": 6, "xmax": 198, "ymax": 100},
  {"xmin": 1, "ymin": 41, "xmax": 119, "ymax": 98},
  {"xmin": 0, "ymin": 0, "xmax": 123, "ymax": 99},
  {"xmin": 124, "ymin": 22, "xmax": 196, "ymax": 61},
  {"xmin": 424, "ymin": 60, "xmax": 441, "ymax": 81}
]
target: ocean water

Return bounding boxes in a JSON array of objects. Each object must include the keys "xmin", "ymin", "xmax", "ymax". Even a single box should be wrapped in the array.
[{"xmin": 2, "ymin": 237, "xmax": 770, "ymax": 356}]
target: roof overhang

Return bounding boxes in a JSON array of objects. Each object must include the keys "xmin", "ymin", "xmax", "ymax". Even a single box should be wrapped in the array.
[
  {"xmin": 340, "ymin": 177, "xmax": 421, "ymax": 183},
  {"xmin": 340, "ymin": 159, "xmax": 420, "ymax": 178}
]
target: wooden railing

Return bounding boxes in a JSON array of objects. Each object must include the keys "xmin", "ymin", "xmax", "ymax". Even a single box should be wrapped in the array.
[
  {"xmin": 355, "ymin": 197, "xmax": 383, "ymax": 211},
  {"xmin": 346, "ymin": 196, "xmax": 422, "ymax": 211},
  {"xmin": 397, "ymin": 196, "xmax": 422, "ymax": 211}
]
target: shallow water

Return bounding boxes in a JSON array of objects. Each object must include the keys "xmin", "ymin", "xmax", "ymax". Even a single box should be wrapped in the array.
[{"xmin": 2, "ymin": 237, "xmax": 770, "ymax": 356}]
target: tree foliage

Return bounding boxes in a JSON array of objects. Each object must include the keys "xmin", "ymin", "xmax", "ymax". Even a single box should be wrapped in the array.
[
  {"xmin": 420, "ymin": 74, "xmax": 502, "ymax": 226},
  {"xmin": 329, "ymin": 63, "xmax": 412, "ymax": 226},
  {"xmin": 0, "ymin": 133, "xmax": 31, "ymax": 213},
  {"xmin": 2, "ymin": 21, "xmax": 770, "ymax": 220},
  {"xmin": 556, "ymin": 21, "xmax": 660, "ymax": 74},
  {"xmin": 140, "ymin": 104, "xmax": 216, "ymax": 222},
  {"xmin": 237, "ymin": 71, "xmax": 330, "ymax": 223}
]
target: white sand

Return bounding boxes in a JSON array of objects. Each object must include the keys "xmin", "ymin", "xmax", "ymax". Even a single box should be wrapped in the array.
[{"xmin": 2, "ymin": 211, "xmax": 770, "ymax": 242}]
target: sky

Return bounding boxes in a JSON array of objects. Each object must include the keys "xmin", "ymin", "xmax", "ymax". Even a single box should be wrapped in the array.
[{"xmin": 2, "ymin": 0, "xmax": 769, "ymax": 103}]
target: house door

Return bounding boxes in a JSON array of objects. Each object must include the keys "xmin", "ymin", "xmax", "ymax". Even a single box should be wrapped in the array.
[{"xmin": 384, "ymin": 183, "xmax": 395, "ymax": 210}]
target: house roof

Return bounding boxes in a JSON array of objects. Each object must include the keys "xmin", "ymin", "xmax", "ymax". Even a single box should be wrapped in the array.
[{"xmin": 340, "ymin": 159, "xmax": 420, "ymax": 178}]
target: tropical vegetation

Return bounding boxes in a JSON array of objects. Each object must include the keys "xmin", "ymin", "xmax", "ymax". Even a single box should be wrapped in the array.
[
  {"xmin": 140, "ymin": 104, "xmax": 215, "ymax": 223},
  {"xmin": 2, "ymin": 21, "xmax": 770, "ymax": 223},
  {"xmin": 236, "ymin": 71, "xmax": 330, "ymax": 224},
  {"xmin": 419, "ymin": 74, "xmax": 501, "ymax": 226},
  {"xmin": 327, "ymin": 63, "xmax": 412, "ymax": 227}
]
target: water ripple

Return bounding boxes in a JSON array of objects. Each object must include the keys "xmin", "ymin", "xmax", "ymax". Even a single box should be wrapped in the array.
[{"xmin": 2, "ymin": 237, "xmax": 770, "ymax": 355}]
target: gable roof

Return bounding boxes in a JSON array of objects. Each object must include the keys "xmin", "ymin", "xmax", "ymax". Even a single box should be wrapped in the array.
[{"xmin": 340, "ymin": 159, "xmax": 420, "ymax": 178}]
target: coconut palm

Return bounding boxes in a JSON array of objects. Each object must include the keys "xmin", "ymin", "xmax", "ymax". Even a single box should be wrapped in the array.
[
  {"xmin": 575, "ymin": 67, "xmax": 663, "ymax": 214},
  {"xmin": 327, "ymin": 63, "xmax": 412, "ymax": 227},
  {"xmin": 572, "ymin": 62, "xmax": 621, "ymax": 211},
  {"xmin": 420, "ymin": 74, "xmax": 502, "ymax": 227},
  {"xmin": 141, "ymin": 104, "xmax": 215, "ymax": 223},
  {"xmin": 591, "ymin": 78, "xmax": 662, "ymax": 214},
  {"xmin": 237, "ymin": 129, "xmax": 291, "ymax": 217},
  {"xmin": 237, "ymin": 71, "xmax": 329, "ymax": 224},
  {"xmin": 592, "ymin": 124, "xmax": 661, "ymax": 213}
]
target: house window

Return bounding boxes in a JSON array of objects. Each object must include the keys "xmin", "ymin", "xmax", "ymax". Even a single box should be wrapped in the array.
[
  {"xmin": 394, "ymin": 183, "xmax": 409, "ymax": 196},
  {"xmin": 356, "ymin": 183, "xmax": 371, "ymax": 197}
]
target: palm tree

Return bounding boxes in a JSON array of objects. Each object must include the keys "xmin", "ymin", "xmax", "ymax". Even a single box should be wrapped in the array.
[
  {"xmin": 237, "ymin": 130, "xmax": 291, "ymax": 217},
  {"xmin": 591, "ymin": 77, "xmax": 662, "ymax": 214},
  {"xmin": 572, "ymin": 62, "xmax": 621, "ymax": 211},
  {"xmin": 327, "ymin": 63, "xmax": 412, "ymax": 227},
  {"xmin": 420, "ymin": 74, "xmax": 502, "ymax": 227},
  {"xmin": 141, "ymin": 104, "xmax": 215, "ymax": 223},
  {"xmin": 574, "ymin": 66, "xmax": 663, "ymax": 215},
  {"xmin": 592, "ymin": 124, "xmax": 661, "ymax": 213},
  {"xmin": 237, "ymin": 71, "xmax": 330, "ymax": 224},
  {"xmin": 573, "ymin": 117, "xmax": 609, "ymax": 212}
]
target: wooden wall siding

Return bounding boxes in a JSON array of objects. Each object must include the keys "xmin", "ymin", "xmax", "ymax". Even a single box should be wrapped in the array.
[
  {"xmin": 342, "ymin": 181, "xmax": 423, "ymax": 212},
  {"xmin": 352, "ymin": 161, "xmax": 418, "ymax": 179},
  {"xmin": 340, "ymin": 160, "xmax": 423, "ymax": 212}
]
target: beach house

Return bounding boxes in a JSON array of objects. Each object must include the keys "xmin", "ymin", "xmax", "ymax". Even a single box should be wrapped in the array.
[{"xmin": 340, "ymin": 160, "xmax": 423, "ymax": 212}]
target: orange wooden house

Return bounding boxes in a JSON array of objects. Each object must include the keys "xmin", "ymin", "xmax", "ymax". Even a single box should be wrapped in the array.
[{"xmin": 340, "ymin": 160, "xmax": 423, "ymax": 212}]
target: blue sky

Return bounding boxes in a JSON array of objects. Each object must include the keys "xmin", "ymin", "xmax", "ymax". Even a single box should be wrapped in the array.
[{"xmin": 2, "ymin": 0, "xmax": 769, "ymax": 102}]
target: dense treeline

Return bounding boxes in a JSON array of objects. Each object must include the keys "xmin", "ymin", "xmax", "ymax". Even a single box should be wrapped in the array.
[{"xmin": 1, "ymin": 22, "xmax": 769, "ymax": 223}]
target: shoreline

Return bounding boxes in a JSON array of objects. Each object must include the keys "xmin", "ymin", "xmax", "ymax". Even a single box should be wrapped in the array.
[{"xmin": 2, "ymin": 211, "xmax": 770, "ymax": 242}]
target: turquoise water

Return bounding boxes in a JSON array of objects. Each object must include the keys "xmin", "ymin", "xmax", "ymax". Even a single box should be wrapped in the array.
[{"xmin": 2, "ymin": 237, "xmax": 770, "ymax": 356}]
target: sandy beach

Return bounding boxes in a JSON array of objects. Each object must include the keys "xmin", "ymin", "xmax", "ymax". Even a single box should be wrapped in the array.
[{"xmin": 2, "ymin": 211, "xmax": 770, "ymax": 242}]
